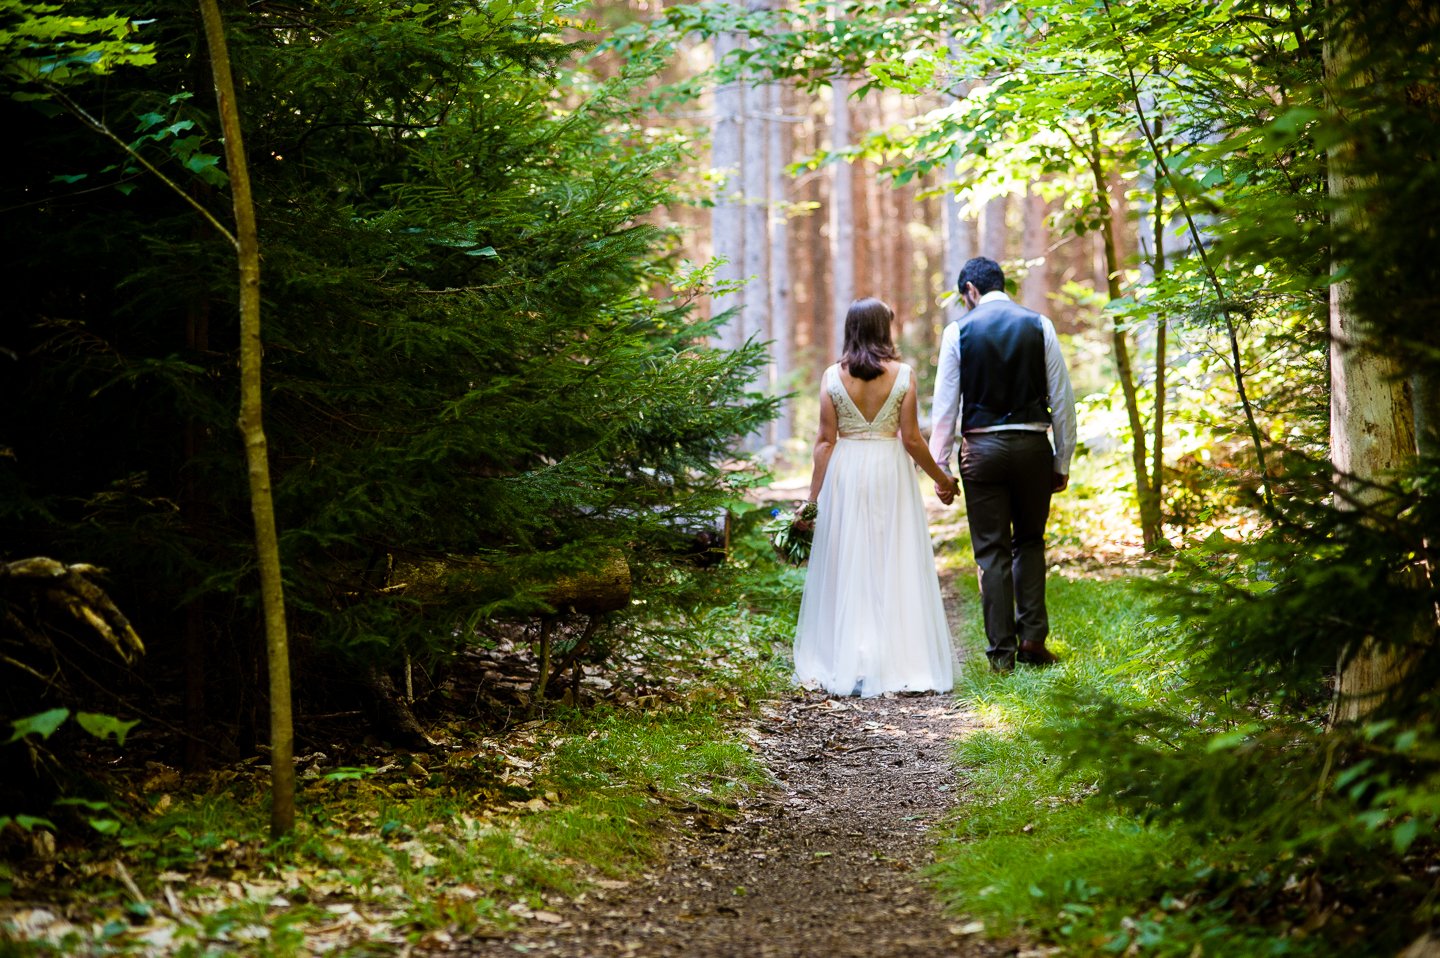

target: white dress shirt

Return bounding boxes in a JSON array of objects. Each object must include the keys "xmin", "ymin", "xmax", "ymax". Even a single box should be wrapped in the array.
[{"xmin": 927, "ymin": 290, "xmax": 1077, "ymax": 475}]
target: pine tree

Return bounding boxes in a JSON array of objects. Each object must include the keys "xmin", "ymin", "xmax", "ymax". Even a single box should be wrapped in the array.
[{"xmin": 1, "ymin": 0, "xmax": 774, "ymax": 751}]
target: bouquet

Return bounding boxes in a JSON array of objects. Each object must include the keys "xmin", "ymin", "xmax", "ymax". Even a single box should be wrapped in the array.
[{"xmin": 763, "ymin": 501, "xmax": 818, "ymax": 566}]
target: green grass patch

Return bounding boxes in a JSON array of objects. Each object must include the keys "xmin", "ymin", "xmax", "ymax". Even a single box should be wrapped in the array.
[{"xmin": 933, "ymin": 575, "xmax": 1298, "ymax": 957}]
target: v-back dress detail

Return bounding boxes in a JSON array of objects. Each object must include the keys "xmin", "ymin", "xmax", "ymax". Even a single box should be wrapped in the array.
[{"xmin": 792, "ymin": 364, "xmax": 954, "ymax": 697}]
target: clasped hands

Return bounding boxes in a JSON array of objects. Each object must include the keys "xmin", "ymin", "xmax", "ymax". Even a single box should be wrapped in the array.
[
  {"xmin": 934, "ymin": 471, "xmax": 1069, "ymax": 505},
  {"xmin": 933, "ymin": 474, "xmax": 960, "ymax": 505}
]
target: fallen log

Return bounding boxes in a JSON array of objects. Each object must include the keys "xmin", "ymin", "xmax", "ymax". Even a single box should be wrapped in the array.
[{"xmin": 389, "ymin": 549, "xmax": 631, "ymax": 615}]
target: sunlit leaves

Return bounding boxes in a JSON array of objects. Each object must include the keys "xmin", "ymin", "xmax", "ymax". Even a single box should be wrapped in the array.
[{"xmin": 0, "ymin": 0, "xmax": 156, "ymax": 95}]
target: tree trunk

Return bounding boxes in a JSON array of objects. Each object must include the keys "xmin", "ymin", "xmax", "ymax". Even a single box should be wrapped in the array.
[
  {"xmin": 545, "ymin": 614, "xmax": 603, "ymax": 694},
  {"xmin": 361, "ymin": 665, "xmax": 432, "ymax": 750},
  {"xmin": 806, "ymin": 111, "xmax": 831, "ymax": 378},
  {"xmin": 852, "ymin": 119, "xmax": 874, "ymax": 310},
  {"xmin": 1150, "ymin": 168, "xmax": 1167, "ymax": 533},
  {"xmin": 768, "ymin": 80, "xmax": 793, "ymax": 442},
  {"xmin": 829, "ymin": 74, "xmax": 854, "ymax": 359},
  {"xmin": 981, "ymin": 193, "xmax": 1008, "ymax": 263},
  {"xmin": 1088, "ymin": 122, "xmax": 1162, "ymax": 550},
  {"xmin": 532, "ymin": 616, "xmax": 554, "ymax": 707},
  {"xmin": 741, "ymin": 31, "xmax": 770, "ymax": 453},
  {"xmin": 712, "ymin": 33, "xmax": 745, "ymax": 351},
  {"xmin": 1326, "ymin": 8, "xmax": 1417, "ymax": 722},
  {"xmin": 1021, "ymin": 181, "xmax": 1048, "ymax": 313},
  {"xmin": 197, "ymin": 0, "xmax": 295, "ymax": 839},
  {"xmin": 942, "ymin": 189, "xmax": 974, "ymax": 325},
  {"xmin": 742, "ymin": 37, "xmax": 769, "ymax": 355},
  {"xmin": 894, "ymin": 176, "xmax": 914, "ymax": 337},
  {"xmin": 941, "ymin": 38, "xmax": 974, "ymax": 326}
]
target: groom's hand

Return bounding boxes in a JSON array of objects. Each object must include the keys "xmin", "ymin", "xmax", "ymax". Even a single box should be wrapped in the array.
[
  {"xmin": 1052, "ymin": 471, "xmax": 1069, "ymax": 493},
  {"xmin": 935, "ymin": 475, "xmax": 957, "ymax": 505}
]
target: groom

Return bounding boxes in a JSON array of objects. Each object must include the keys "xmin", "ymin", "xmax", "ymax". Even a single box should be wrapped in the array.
[{"xmin": 928, "ymin": 257, "xmax": 1077, "ymax": 672}]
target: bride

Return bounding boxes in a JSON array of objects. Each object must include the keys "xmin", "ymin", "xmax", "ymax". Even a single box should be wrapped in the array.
[{"xmin": 792, "ymin": 298, "xmax": 958, "ymax": 697}]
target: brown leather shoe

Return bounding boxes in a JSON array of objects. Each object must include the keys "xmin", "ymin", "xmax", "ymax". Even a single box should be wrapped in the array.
[{"xmin": 1017, "ymin": 640, "xmax": 1058, "ymax": 666}]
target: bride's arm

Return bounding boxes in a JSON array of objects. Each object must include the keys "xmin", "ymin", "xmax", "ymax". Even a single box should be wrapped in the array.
[
  {"xmin": 900, "ymin": 380, "xmax": 959, "ymax": 493},
  {"xmin": 803, "ymin": 387, "xmax": 839, "ymax": 508}
]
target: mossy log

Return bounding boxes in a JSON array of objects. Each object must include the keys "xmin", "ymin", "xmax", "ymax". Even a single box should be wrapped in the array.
[{"xmin": 389, "ymin": 549, "xmax": 631, "ymax": 616}]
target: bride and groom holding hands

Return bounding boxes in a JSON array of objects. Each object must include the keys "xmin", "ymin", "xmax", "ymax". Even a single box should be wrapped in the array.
[{"xmin": 792, "ymin": 256, "xmax": 1077, "ymax": 692}]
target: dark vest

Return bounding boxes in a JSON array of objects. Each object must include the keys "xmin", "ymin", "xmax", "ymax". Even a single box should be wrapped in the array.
[{"xmin": 958, "ymin": 297, "xmax": 1052, "ymax": 433}]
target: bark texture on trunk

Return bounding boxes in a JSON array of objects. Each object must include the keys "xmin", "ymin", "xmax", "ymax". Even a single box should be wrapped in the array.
[
  {"xmin": 712, "ymin": 33, "xmax": 745, "ymax": 351},
  {"xmin": 829, "ymin": 75, "xmax": 854, "ymax": 360},
  {"xmin": 941, "ymin": 38, "xmax": 973, "ymax": 326},
  {"xmin": 768, "ymin": 81, "xmax": 793, "ymax": 442},
  {"xmin": 743, "ymin": 55, "xmax": 769, "ymax": 356},
  {"xmin": 1325, "ymin": 6, "xmax": 1418, "ymax": 723},
  {"xmin": 197, "ymin": 0, "xmax": 295, "ymax": 838}
]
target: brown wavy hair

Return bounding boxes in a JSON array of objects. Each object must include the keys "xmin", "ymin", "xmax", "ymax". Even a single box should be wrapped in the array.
[{"xmin": 841, "ymin": 298, "xmax": 900, "ymax": 381}]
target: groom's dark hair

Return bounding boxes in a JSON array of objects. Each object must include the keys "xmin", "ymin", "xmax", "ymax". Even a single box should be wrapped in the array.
[{"xmin": 957, "ymin": 257, "xmax": 1005, "ymax": 295}]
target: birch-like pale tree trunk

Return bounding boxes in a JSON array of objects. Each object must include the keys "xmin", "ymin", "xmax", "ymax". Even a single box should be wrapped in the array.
[
  {"xmin": 712, "ymin": 32, "xmax": 745, "ymax": 351},
  {"xmin": 768, "ymin": 81, "xmax": 793, "ymax": 442},
  {"xmin": 197, "ymin": 0, "xmax": 295, "ymax": 838},
  {"xmin": 941, "ymin": 38, "xmax": 974, "ymax": 326},
  {"xmin": 742, "ymin": 32, "xmax": 770, "ymax": 365},
  {"xmin": 829, "ymin": 75, "xmax": 854, "ymax": 358}
]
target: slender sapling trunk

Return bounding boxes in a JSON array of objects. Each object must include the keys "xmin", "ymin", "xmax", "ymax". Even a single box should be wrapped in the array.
[
  {"xmin": 1088, "ymin": 122, "xmax": 1161, "ymax": 549},
  {"xmin": 1151, "ymin": 154, "xmax": 1167, "ymax": 534},
  {"xmin": 197, "ymin": 0, "xmax": 296, "ymax": 838}
]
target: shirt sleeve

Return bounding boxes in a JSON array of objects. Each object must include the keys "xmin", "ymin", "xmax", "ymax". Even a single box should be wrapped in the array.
[
  {"xmin": 928, "ymin": 321, "xmax": 962, "ymax": 475},
  {"xmin": 1041, "ymin": 316, "xmax": 1077, "ymax": 474}
]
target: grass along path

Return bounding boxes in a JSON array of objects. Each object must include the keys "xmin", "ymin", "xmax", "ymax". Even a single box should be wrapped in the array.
[{"xmin": 932, "ymin": 571, "xmax": 1238, "ymax": 956}]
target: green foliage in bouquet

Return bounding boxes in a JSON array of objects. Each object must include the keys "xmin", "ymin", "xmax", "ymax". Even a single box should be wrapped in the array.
[{"xmin": 763, "ymin": 502, "xmax": 817, "ymax": 567}]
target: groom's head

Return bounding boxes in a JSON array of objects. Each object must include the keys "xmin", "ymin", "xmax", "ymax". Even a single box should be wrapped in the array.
[{"xmin": 957, "ymin": 257, "xmax": 1004, "ymax": 310}]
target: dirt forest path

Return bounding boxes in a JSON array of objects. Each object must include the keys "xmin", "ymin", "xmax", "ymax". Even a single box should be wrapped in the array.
[
  {"xmin": 452, "ymin": 691, "xmax": 1023, "ymax": 958},
  {"xmin": 453, "ymin": 511, "xmax": 1031, "ymax": 958}
]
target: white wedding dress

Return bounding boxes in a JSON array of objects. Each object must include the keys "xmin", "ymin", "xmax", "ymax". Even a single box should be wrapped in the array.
[{"xmin": 792, "ymin": 363, "xmax": 954, "ymax": 697}]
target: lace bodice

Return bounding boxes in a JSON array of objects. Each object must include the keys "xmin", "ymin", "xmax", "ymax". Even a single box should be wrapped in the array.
[{"xmin": 826, "ymin": 363, "xmax": 909, "ymax": 439}]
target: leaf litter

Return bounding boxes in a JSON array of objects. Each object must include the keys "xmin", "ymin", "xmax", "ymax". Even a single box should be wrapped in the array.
[{"xmin": 0, "ymin": 624, "xmax": 781, "ymax": 956}]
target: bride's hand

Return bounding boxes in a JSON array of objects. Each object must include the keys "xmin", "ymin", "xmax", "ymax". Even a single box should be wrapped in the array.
[
  {"xmin": 935, "ymin": 475, "xmax": 959, "ymax": 505},
  {"xmin": 792, "ymin": 502, "xmax": 816, "ymax": 532}
]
